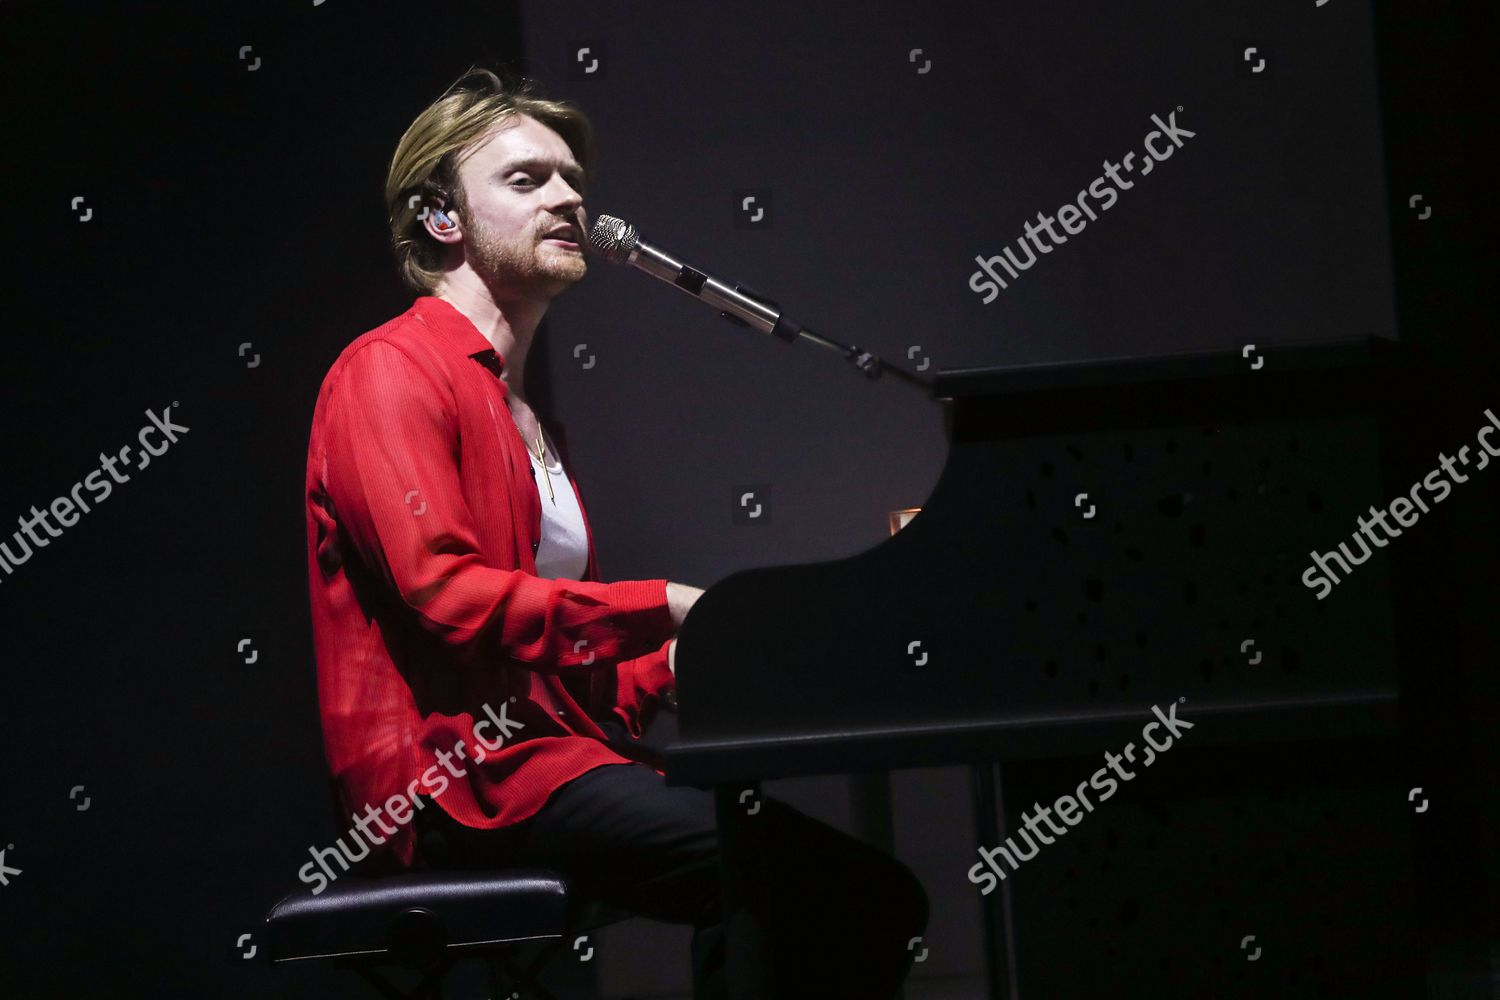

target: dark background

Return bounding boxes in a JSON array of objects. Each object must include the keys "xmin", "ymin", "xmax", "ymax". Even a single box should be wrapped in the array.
[{"xmin": 0, "ymin": 0, "xmax": 1493, "ymax": 997}]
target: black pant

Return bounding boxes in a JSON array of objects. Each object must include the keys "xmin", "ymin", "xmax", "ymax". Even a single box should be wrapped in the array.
[{"xmin": 413, "ymin": 730, "xmax": 928, "ymax": 999}]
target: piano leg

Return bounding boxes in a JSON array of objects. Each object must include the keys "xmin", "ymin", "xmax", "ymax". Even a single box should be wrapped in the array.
[
  {"xmin": 971, "ymin": 762, "xmax": 1019, "ymax": 999},
  {"xmin": 849, "ymin": 772, "xmax": 904, "ymax": 1000},
  {"xmin": 848, "ymin": 772, "xmax": 896, "ymax": 852},
  {"xmin": 715, "ymin": 781, "xmax": 776, "ymax": 1000}
]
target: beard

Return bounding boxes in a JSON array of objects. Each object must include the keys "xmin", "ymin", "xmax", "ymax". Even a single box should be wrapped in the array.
[{"xmin": 465, "ymin": 214, "xmax": 586, "ymax": 300}]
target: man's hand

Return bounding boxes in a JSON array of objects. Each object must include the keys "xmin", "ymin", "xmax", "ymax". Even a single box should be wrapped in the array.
[
  {"xmin": 665, "ymin": 582, "xmax": 705, "ymax": 630},
  {"xmin": 665, "ymin": 638, "xmax": 680, "ymax": 710}
]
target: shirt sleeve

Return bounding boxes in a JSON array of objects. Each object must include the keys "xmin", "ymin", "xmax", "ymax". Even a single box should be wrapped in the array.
[
  {"xmin": 610, "ymin": 638, "xmax": 677, "ymax": 740},
  {"xmin": 320, "ymin": 339, "xmax": 674, "ymax": 671}
]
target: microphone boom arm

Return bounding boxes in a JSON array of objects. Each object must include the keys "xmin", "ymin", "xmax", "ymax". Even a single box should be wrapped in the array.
[
  {"xmin": 719, "ymin": 282, "xmax": 933, "ymax": 392},
  {"xmin": 591, "ymin": 214, "xmax": 933, "ymax": 394}
]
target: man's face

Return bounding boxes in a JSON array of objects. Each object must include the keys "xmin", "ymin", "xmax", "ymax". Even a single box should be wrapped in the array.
[{"xmin": 448, "ymin": 114, "xmax": 588, "ymax": 299}]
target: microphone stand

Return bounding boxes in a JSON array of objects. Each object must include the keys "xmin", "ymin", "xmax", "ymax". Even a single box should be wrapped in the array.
[
  {"xmin": 586, "ymin": 215, "xmax": 936, "ymax": 395},
  {"xmin": 721, "ymin": 283, "xmax": 936, "ymax": 396}
]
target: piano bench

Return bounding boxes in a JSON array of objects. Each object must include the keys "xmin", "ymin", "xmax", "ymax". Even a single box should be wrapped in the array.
[{"xmin": 264, "ymin": 870, "xmax": 629, "ymax": 1000}]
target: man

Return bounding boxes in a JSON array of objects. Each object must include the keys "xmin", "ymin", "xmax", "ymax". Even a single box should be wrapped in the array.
[{"xmin": 304, "ymin": 68, "xmax": 926, "ymax": 998}]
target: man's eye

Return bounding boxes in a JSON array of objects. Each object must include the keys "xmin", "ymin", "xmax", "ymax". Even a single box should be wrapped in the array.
[{"xmin": 510, "ymin": 177, "xmax": 536, "ymax": 187}]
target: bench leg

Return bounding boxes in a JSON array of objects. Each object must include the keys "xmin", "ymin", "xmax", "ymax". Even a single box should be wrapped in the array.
[
  {"xmin": 352, "ymin": 958, "xmax": 451, "ymax": 999},
  {"xmin": 487, "ymin": 939, "xmax": 563, "ymax": 1000}
]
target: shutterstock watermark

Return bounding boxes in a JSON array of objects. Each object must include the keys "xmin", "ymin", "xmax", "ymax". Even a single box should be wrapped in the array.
[
  {"xmin": 1302, "ymin": 408, "xmax": 1500, "ymax": 600},
  {"xmin": 297, "ymin": 700, "xmax": 525, "ymax": 894},
  {"xmin": 968, "ymin": 108, "xmax": 1196, "ymax": 303},
  {"xmin": 968, "ymin": 700, "xmax": 1192, "ymax": 894},
  {"xmin": 0, "ymin": 404, "xmax": 190, "ymax": 584}
]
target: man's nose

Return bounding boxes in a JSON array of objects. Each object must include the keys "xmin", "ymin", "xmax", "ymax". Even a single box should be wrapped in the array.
[{"xmin": 545, "ymin": 175, "xmax": 584, "ymax": 213}]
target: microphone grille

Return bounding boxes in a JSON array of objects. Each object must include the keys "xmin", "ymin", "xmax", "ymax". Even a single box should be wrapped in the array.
[{"xmin": 588, "ymin": 214, "xmax": 638, "ymax": 263}]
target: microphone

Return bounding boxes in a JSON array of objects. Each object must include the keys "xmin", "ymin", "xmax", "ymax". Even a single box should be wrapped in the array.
[
  {"xmin": 587, "ymin": 214, "xmax": 799, "ymax": 342},
  {"xmin": 586, "ymin": 213, "xmax": 933, "ymax": 392}
]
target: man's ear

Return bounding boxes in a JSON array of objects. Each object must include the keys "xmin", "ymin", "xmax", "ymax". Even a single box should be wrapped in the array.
[{"xmin": 424, "ymin": 201, "xmax": 463, "ymax": 243}]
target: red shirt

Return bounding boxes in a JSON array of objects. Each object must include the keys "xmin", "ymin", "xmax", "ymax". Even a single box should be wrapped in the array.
[{"xmin": 305, "ymin": 294, "xmax": 678, "ymax": 868}]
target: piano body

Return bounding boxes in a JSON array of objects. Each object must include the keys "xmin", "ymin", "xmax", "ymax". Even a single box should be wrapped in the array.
[{"xmin": 665, "ymin": 339, "xmax": 1416, "ymax": 999}]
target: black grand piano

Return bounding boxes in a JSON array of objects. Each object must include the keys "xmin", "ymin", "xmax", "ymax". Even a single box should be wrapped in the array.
[{"xmin": 665, "ymin": 339, "xmax": 1416, "ymax": 999}]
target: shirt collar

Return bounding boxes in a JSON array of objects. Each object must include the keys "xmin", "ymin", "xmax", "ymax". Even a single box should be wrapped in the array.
[{"xmin": 411, "ymin": 295, "xmax": 507, "ymax": 375}]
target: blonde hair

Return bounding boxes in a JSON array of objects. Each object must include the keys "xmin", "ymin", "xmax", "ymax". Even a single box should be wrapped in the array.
[{"xmin": 384, "ymin": 67, "xmax": 595, "ymax": 294}]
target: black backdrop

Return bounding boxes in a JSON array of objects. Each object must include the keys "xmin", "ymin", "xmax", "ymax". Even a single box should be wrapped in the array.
[{"xmin": 0, "ymin": 1, "xmax": 1494, "ymax": 997}]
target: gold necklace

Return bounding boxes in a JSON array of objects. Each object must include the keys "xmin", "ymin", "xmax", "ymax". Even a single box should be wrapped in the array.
[{"xmin": 529, "ymin": 428, "xmax": 555, "ymax": 504}]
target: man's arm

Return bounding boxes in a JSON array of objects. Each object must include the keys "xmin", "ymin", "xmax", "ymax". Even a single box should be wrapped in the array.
[
  {"xmin": 611, "ymin": 638, "xmax": 677, "ymax": 739},
  {"xmin": 605, "ymin": 587, "xmax": 703, "ymax": 735},
  {"xmin": 321, "ymin": 339, "xmax": 674, "ymax": 670},
  {"xmin": 665, "ymin": 583, "xmax": 704, "ymax": 631}
]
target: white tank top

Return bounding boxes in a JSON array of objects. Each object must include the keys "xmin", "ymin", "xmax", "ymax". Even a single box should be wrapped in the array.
[{"xmin": 527, "ymin": 426, "xmax": 590, "ymax": 581}]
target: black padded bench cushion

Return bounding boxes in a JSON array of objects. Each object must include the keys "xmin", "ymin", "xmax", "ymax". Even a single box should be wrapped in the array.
[{"xmin": 265, "ymin": 870, "xmax": 571, "ymax": 963}]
